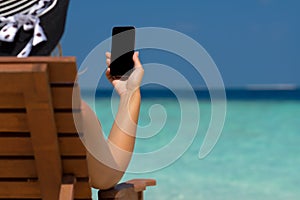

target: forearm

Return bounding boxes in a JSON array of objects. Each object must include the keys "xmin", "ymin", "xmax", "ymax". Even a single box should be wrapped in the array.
[
  {"xmin": 108, "ymin": 89, "xmax": 141, "ymax": 155},
  {"xmin": 82, "ymin": 92, "xmax": 141, "ymax": 189},
  {"xmin": 90, "ymin": 89, "xmax": 141, "ymax": 189}
]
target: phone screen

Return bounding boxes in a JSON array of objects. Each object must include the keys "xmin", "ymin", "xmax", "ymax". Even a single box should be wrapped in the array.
[{"xmin": 110, "ymin": 26, "xmax": 135, "ymax": 78}]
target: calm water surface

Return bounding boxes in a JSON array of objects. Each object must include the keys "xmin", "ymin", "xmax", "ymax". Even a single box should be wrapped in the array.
[{"xmin": 90, "ymin": 98, "xmax": 300, "ymax": 200}]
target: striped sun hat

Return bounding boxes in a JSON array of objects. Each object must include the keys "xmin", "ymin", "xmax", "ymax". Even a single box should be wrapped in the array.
[{"xmin": 0, "ymin": 0, "xmax": 69, "ymax": 57}]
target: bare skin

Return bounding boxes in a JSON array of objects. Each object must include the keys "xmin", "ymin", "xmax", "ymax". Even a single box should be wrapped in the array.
[{"xmin": 81, "ymin": 52, "xmax": 144, "ymax": 189}]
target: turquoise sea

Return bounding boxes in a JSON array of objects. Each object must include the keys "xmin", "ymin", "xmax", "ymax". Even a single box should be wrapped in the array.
[{"xmin": 88, "ymin": 91, "xmax": 300, "ymax": 200}]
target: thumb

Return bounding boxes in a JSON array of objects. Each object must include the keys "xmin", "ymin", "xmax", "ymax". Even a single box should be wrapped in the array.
[
  {"xmin": 127, "ymin": 51, "xmax": 144, "ymax": 91},
  {"xmin": 133, "ymin": 51, "xmax": 142, "ymax": 68}
]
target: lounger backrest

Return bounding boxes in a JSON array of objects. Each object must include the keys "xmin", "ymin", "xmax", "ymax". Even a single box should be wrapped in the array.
[{"xmin": 0, "ymin": 57, "xmax": 91, "ymax": 200}]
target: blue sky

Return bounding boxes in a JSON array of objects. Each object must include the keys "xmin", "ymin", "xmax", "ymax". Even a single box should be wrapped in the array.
[{"xmin": 61, "ymin": 0, "xmax": 299, "ymax": 88}]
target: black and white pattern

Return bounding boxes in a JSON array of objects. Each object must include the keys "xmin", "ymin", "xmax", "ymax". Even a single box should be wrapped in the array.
[
  {"xmin": 0, "ymin": 0, "xmax": 57, "ymax": 57},
  {"xmin": 0, "ymin": 0, "xmax": 39, "ymax": 18}
]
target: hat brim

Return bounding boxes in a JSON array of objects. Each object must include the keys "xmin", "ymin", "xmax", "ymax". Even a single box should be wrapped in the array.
[{"xmin": 0, "ymin": 0, "xmax": 70, "ymax": 56}]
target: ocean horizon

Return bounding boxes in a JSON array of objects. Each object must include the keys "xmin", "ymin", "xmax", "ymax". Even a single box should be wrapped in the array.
[{"xmin": 80, "ymin": 87, "xmax": 300, "ymax": 100}]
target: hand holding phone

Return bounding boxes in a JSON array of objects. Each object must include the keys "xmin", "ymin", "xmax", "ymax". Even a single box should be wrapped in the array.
[
  {"xmin": 110, "ymin": 26, "xmax": 135, "ymax": 79},
  {"xmin": 106, "ymin": 51, "xmax": 144, "ymax": 95}
]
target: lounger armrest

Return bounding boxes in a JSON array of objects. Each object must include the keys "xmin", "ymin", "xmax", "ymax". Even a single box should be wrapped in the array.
[
  {"xmin": 98, "ymin": 178, "xmax": 156, "ymax": 200},
  {"xmin": 126, "ymin": 179, "xmax": 156, "ymax": 192}
]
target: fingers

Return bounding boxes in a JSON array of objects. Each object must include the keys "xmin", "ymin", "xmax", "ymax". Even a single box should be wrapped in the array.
[
  {"xmin": 106, "ymin": 52, "xmax": 111, "ymax": 67},
  {"xmin": 107, "ymin": 51, "xmax": 141, "ymax": 68},
  {"xmin": 106, "ymin": 59, "xmax": 111, "ymax": 67},
  {"xmin": 106, "ymin": 67, "xmax": 114, "ymax": 82},
  {"xmin": 105, "ymin": 67, "xmax": 110, "ymax": 78},
  {"xmin": 105, "ymin": 52, "xmax": 112, "ymax": 82},
  {"xmin": 132, "ymin": 51, "xmax": 142, "ymax": 68},
  {"xmin": 127, "ymin": 52, "xmax": 144, "ymax": 90},
  {"xmin": 105, "ymin": 52, "xmax": 111, "ymax": 59}
]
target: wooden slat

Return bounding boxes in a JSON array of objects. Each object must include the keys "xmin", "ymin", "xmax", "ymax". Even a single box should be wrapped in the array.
[
  {"xmin": 0, "ymin": 93, "xmax": 24, "ymax": 109},
  {"xmin": 0, "ymin": 137, "xmax": 86, "ymax": 156},
  {"xmin": 59, "ymin": 137, "xmax": 86, "ymax": 156},
  {"xmin": 0, "ymin": 113, "xmax": 81, "ymax": 133},
  {"xmin": 0, "ymin": 159, "xmax": 88, "ymax": 178},
  {"xmin": 0, "ymin": 63, "xmax": 47, "ymax": 72},
  {"xmin": 0, "ymin": 181, "xmax": 90, "ymax": 199},
  {"xmin": 0, "ymin": 160, "xmax": 36, "ymax": 178},
  {"xmin": 52, "ymin": 86, "xmax": 81, "ymax": 110},
  {"xmin": 59, "ymin": 175, "xmax": 76, "ymax": 200},
  {"xmin": 0, "ymin": 57, "xmax": 77, "ymax": 83},
  {"xmin": 60, "ymin": 183, "xmax": 75, "ymax": 200},
  {"xmin": 0, "ymin": 137, "xmax": 32, "ymax": 156},
  {"xmin": 63, "ymin": 159, "xmax": 89, "ymax": 178},
  {"xmin": 23, "ymin": 65, "xmax": 62, "ymax": 200},
  {"xmin": 0, "ymin": 64, "xmax": 42, "ymax": 94},
  {"xmin": 0, "ymin": 113, "xmax": 28, "ymax": 132},
  {"xmin": 126, "ymin": 179, "xmax": 157, "ymax": 192},
  {"xmin": 74, "ymin": 181, "xmax": 92, "ymax": 199},
  {"xmin": 56, "ymin": 112, "xmax": 82, "ymax": 133},
  {"xmin": 0, "ymin": 87, "xmax": 80, "ymax": 110},
  {"xmin": 0, "ymin": 181, "xmax": 41, "ymax": 199}
]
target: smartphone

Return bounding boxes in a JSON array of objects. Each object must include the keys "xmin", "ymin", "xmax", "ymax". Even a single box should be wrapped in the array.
[{"xmin": 110, "ymin": 26, "xmax": 135, "ymax": 78}]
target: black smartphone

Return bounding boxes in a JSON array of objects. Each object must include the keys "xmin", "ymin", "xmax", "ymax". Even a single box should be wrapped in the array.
[{"xmin": 110, "ymin": 26, "xmax": 135, "ymax": 78}]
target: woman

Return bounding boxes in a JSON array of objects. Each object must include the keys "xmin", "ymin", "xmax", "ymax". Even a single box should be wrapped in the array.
[{"xmin": 0, "ymin": 0, "xmax": 144, "ymax": 190}]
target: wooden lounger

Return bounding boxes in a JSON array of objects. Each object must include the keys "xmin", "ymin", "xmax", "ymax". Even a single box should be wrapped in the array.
[{"xmin": 0, "ymin": 57, "xmax": 155, "ymax": 200}]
